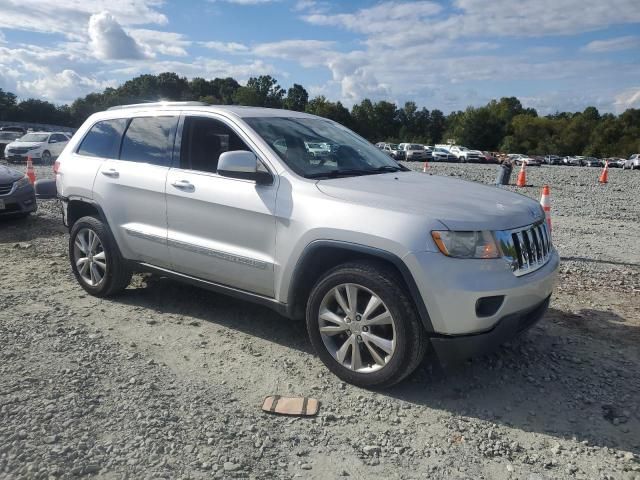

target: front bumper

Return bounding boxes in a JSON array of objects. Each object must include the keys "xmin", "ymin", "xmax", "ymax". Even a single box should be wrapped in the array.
[
  {"xmin": 430, "ymin": 295, "xmax": 550, "ymax": 366},
  {"xmin": 405, "ymin": 248, "xmax": 559, "ymax": 335},
  {"xmin": 0, "ymin": 184, "xmax": 37, "ymax": 216}
]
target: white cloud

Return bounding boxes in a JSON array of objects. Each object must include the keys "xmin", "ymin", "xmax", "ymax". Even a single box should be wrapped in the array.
[
  {"xmin": 613, "ymin": 87, "xmax": 640, "ymax": 112},
  {"xmin": 131, "ymin": 29, "xmax": 191, "ymax": 57},
  {"xmin": 253, "ymin": 40, "xmax": 335, "ymax": 67},
  {"xmin": 209, "ymin": 0, "xmax": 279, "ymax": 4},
  {"xmin": 201, "ymin": 41, "xmax": 249, "ymax": 53},
  {"xmin": 583, "ymin": 36, "xmax": 640, "ymax": 53},
  {"xmin": 18, "ymin": 69, "xmax": 112, "ymax": 103},
  {"xmin": 0, "ymin": 0, "xmax": 167, "ymax": 38},
  {"xmin": 88, "ymin": 12, "xmax": 148, "ymax": 60}
]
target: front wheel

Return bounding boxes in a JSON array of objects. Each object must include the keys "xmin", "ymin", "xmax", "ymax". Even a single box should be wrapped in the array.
[
  {"xmin": 69, "ymin": 216, "xmax": 132, "ymax": 297},
  {"xmin": 306, "ymin": 261, "xmax": 426, "ymax": 388}
]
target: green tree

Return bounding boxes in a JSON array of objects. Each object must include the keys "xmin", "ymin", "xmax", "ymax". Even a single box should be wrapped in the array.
[{"xmin": 284, "ymin": 83, "xmax": 308, "ymax": 112}]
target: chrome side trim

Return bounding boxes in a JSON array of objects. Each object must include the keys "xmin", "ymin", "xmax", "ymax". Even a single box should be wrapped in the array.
[
  {"xmin": 167, "ymin": 238, "xmax": 269, "ymax": 270},
  {"xmin": 124, "ymin": 227, "xmax": 269, "ymax": 270}
]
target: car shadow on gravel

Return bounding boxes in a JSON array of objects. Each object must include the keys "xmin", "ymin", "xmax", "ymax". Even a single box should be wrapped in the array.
[
  {"xmin": 562, "ymin": 255, "xmax": 640, "ymax": 268},
  {"xmin": 111, "ymin": 279, "xmax": 640, "ymax": 454},
  {"xmin": 388, "ymin": 308, "xmax": 640, "ymax": 455},
  {"xmin": 0, "ymin": 209, "xmax": 66, "ymax": 244},
  {"xmin": 117, "ymin": 275, "xmax": 313, "ymax": 354}
]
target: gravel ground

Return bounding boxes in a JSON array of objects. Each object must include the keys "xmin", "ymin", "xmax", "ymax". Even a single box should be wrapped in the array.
[{"xmin": 1, "ymin": 160, "xmax": 639, "ymax": 479}]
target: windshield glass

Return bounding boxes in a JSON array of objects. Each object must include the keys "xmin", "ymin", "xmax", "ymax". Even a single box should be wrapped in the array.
[
  {"xmin": 18, "ymin": 133, "xmax": 48, "ymax": 142},
  {"xmin": 245, "ymin": 117, "xmax": 402, "ymax": 178},
  {"xmin": 409, "ymin": 144, "xmax": 422, "ymax": 150}
]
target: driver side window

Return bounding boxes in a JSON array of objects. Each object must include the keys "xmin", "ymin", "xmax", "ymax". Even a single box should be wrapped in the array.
[{"xmin": 180, "ymin": 116, "xmax": 250, "ymax": 174}]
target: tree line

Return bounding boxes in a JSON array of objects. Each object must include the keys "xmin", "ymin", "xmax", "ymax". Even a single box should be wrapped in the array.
[{"xmin": 1, "ymin": 72, "xmax": 638, "ymax": 157}]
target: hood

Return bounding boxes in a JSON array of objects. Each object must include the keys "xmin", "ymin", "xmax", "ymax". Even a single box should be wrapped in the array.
[
  {"xmin": 7, "ymin": 141, "xmax": 44, "ymax": 149},
  {"xmin": 316, "ymin": 171, "xmax": 544, "ymax": 231},
  {"xmin": 0, "ymin": 164, "xmax": 24, "ymax": 183}
]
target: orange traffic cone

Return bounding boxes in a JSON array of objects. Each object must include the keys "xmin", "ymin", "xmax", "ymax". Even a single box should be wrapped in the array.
[
  {"xmin": 26, "ymin": 156, "xmax": 36, "ymax": 184},
  {"xmin": 540, "ymin": 185, "xmax": 552, "ymax": 232},
  {"xmin": 516, "ymin": 162, "xmax": 526, "ymax": 187},
  {"xmin": 598, "ymin": 161, "xmax": 609, "ymax": 184},
  {"xmin": 422, "ymin": 160, "xmax": 429, "ymax": 172}
]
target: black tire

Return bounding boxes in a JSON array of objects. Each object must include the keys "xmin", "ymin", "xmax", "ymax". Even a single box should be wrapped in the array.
[
  {"xmin": 69, "ymin": 216, "xmax": 132, "ymax": 297},
  {"xmin": 306, "ymin": 260, "xmax": 426, "ymax": 388},
  {"xmin": 41, "ymin": 150, "xmax": 51, "ymax": 165}
]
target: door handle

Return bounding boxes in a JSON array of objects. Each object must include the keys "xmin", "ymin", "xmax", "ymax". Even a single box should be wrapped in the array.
[
  {"xmin": 171, "ymin": 180, "xmax": 194, "ymax": 191},
  {"xmin": 101, "ymin": 169, "xmax": 119, "ymax": 178}
]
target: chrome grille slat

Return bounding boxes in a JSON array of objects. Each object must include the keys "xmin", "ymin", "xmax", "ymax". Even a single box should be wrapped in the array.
[
  {"xmin": 0, "ymin": 183, "xmax": 14, "ymax": 195},
  {"xmin": 498, "ymin": 220, "xmax": 553, "ymax": 277}
]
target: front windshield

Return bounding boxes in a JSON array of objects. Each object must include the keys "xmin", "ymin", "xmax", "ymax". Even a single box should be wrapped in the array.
[
  {"xmin": 409, "ymin": 144, "xmax": 422, "ymax": 150},
  {"xmin": 18, "ymin": 133, "xmax": 48, "ymax": 142},
  {"xmin": 245, "ymin": 117, "xmax": 403, "ymax": 178}
]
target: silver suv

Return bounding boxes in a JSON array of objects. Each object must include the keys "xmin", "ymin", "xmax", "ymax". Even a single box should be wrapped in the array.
[{"xmin": 54, "ymin": 102, "xmax": 559, "ymax": 388}]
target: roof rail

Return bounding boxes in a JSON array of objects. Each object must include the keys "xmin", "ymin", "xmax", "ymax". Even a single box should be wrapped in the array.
[{"xmin": 107, "ymin": 101, "xmax": 209, "ymax": 111}]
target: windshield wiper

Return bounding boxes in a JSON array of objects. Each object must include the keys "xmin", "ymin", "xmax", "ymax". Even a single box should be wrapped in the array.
[
  {"xmin": 371, "ymin": 165, "xmax": 405, "ymax": 172},
  {"xmin": 304, "ymin": 169, "xmax": 380, "ymax": 179}
]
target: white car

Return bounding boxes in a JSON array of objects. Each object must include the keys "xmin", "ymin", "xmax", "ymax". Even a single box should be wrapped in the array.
[
  {"xmin": 399, "ymin": 143, "xmax": 428, "ymax": 161},
  {"xmin": 623, "ymin": 154, "xmax": 640, "ymax": 170},
  {"xmin": 4, "ymin": 131, "xmax": 71, "ymax": 164},
  {"xmin": 435, "ymin": 144, "xmax": 482, "ymax": 162}
]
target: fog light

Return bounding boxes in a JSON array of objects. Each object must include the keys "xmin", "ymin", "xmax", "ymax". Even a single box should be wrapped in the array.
[{"xmin": 475, "ymin": 296, "xmax": 504, "ymax": 317}]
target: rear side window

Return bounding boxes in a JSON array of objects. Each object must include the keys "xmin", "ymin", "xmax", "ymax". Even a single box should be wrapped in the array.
[
  {"xmin": 77, "ymin": 119, "xmax": 127, "ymax": 159},
  {"xmin": 120, "ymin": 116, "xmax": 178, "ymax": 166}
]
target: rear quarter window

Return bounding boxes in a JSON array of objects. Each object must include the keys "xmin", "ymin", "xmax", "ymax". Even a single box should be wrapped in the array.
[
  {"xmin": 77, "ymin": 119, "xmax": 128, "ymax": 159},
  {"xmin": 119, "ymin": 116, "xmax": 178, "ymax": 167}
]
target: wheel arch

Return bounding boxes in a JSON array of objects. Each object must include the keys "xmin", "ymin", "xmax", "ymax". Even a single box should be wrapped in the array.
[
  {"xmin": 286, "ymin": 240, "xmax": 434, "ymax": 333},
  {"xmin": 65, "ymin": 198, "xmax": 108, "ymax": 229}
]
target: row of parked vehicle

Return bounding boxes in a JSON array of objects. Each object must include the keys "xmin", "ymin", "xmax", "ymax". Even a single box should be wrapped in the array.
[
  {"xmin": 375, "ymin": 143, "xmax": 499, "ymax": 164},
  {"xmin": 374, "ymin": 141, "xmax": 640, "ymax": 170},
  {"xmin": 506, "ymin": 153, "xmax": 640, "ymax": 169},
  {"xmin": 0, "ymin": 126, "xmax": 72, "ymax": 165}
]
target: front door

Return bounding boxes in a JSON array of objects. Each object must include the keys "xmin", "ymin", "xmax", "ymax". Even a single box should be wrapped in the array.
[{"xmin": 165, "ymin": 114, "xmax": 277, "ymax": 297}]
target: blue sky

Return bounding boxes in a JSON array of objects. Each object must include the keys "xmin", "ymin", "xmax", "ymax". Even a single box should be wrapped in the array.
[{"xmin": 0, "ymin": 0, "xmax": 639, "ymax": 114}]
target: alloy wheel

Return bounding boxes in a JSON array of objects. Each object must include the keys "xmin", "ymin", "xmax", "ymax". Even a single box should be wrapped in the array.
[
  {"xmin": 73, "ymin": 228, "xmax": 107, "ymax": 287},
  {"xmin": 318, "ymin": 283, "xmax": 396, "ymax": 373}
]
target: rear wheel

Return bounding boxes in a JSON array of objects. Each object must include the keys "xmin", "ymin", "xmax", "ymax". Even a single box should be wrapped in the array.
[
  {"xmin": 306, "ymin": 261, "xmax": 426, "ymax": 388},
  {"xmin": 69, "ymin": 216, "xmax": 131, "ymax": 297}
]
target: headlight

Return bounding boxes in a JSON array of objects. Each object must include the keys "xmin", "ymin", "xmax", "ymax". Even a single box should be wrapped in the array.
[
  {"xmin": 431, "ymin": 231, "xmax": 500, "ymax": 259},
  {"xmin": 15, "ymin": 176, "xmax": 31, "ymax": 189}
]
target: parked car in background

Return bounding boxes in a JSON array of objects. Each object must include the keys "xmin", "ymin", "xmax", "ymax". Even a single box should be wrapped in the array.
[
  {"xmin": 583, "ymin": 157, "xmax": 603, "ymax": 167},
  {"xmin": 0, "ymin": 126, "xmax": 27, "ymax": 135},
  {"xmin": 563, "ymin": 156, "xmax": 584, "ymax": 166},
  {"xmin": 4, "ymin": 132, "xmax": 70, "ymax": 164},
  {"xmin": 431, "ymin": 147, "xmax": 458, "ymax": 162},
  {"xmin": 54, "ymin": 101, "xmax": 559, "ymax": 388},
  {"xmin": 624, "ymin": 154, "xmax": 640, "ymax": 170},
  {"xmin": 399, "ymin": 143, "xmax": 428, "ymax": 162},
  {"xmin": 604, "ymin": 157, "xmax": 625, "ymax": 168},
  {"xmin": 480, "ymin": 151, "xmax": 499, "ymax": 164},
  {"xmin": 544, "ymin": 155, "xmax": 562, "ymax": 165},
  {"xmin": 437, "ymin": 145, "xmax": 482, "ymax": 162},
  {"xmin": 510, "ymin": 154, "xmax": 541, "ymax": 167},
  {"xmin": 0, "ymin": 163, "xmax": 37, "ymax": 217},
  {"xmin": 382, "ymin": 143, "xmax": 406, "ymax": 161},
  {"xmin": 0, "ymin": 131, "xmax": 23, "ymax": 158}
]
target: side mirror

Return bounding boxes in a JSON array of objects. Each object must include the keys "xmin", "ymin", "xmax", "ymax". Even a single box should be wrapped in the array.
[
  {"xmin": 34, "ymin": 179, "xmax": 57, "ymax": 199},
  {"xmin": 217, "ymin": 151, "xmax": 272, "ymax": 185}
]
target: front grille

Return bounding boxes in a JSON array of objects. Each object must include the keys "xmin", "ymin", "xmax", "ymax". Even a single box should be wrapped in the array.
[
  {"xmin": 496, "ymin": 221, "xmax": 552, "ymax": 276},
  {"xmin": 0, "ymin": 183, "xmax": 14, "ymax": 195},
  {"xmin": 8, "ymin": 148, "xmax": 28, "ymax": 155}
]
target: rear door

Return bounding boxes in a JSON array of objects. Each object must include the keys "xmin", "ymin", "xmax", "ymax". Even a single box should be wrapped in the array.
[
  {"xmin": 92, "ymin": 114, "xmax": 178, "ymax": 266},
  {"xmin": 165, "ymin": 114, "xmax": 277, "ymax": 297}
]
